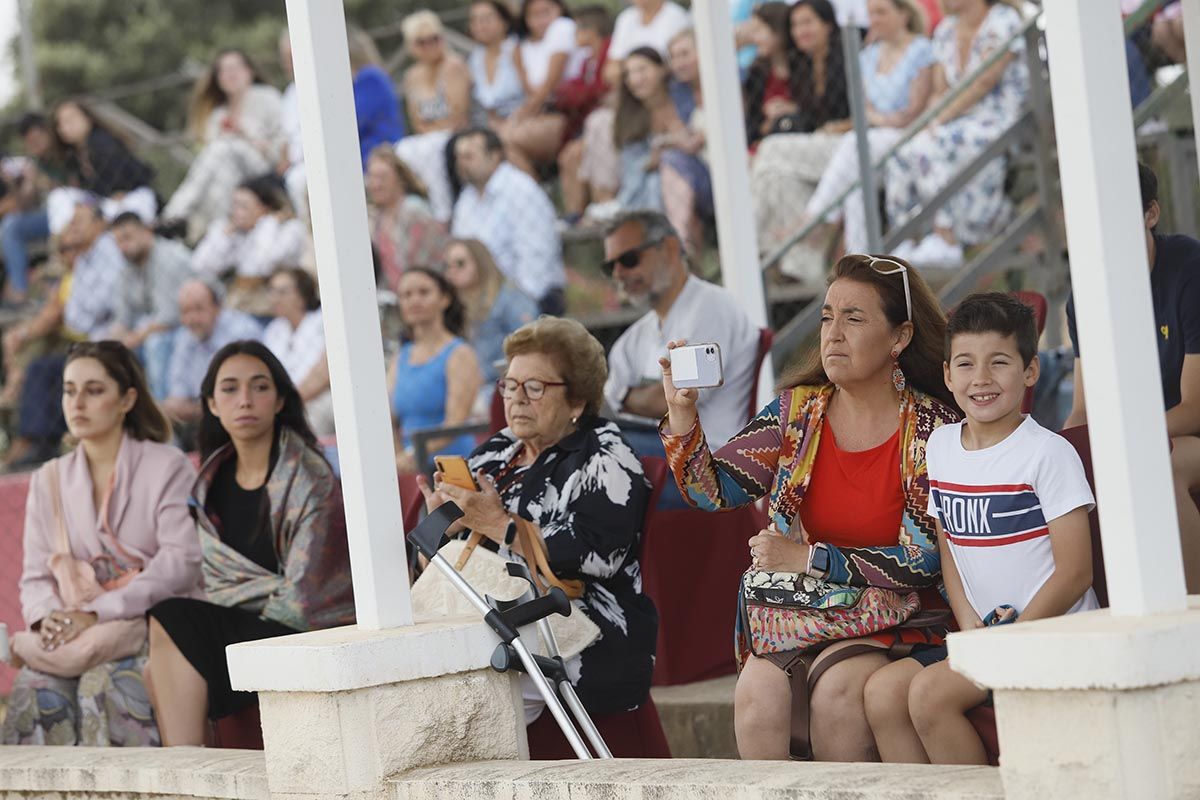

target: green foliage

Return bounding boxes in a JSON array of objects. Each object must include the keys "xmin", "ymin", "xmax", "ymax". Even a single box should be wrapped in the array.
[{"xmin": 16, "ymin": 0, "xmax": 459, "ymax": 133}]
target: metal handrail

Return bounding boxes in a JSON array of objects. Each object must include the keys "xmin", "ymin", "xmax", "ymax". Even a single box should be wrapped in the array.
[
  {"xmin": 761, "ymin": 0, "xmax": 1168, "ymax": 271},
  {"xmin": 760, "ymin": 11, "xmax": 1043, "ymax": 271}
]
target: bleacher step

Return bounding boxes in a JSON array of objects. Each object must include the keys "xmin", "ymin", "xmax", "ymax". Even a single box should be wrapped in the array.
[{"xmin": 650, "ymin": 675, "xmax": 738, "ymax": 759}]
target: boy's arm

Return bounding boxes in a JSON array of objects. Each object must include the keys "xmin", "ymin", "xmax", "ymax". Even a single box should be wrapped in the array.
[
  {"xmin": 938, "ymin": 520, "xmax": 983, "ymax": 631},
  {"xmin": 1018, "ymin": 505, "xmax": 1094, "ymax": 622},
  {"xmin": 1064, "ymin": 359, "xmax": 1087, "ymax": 428}
]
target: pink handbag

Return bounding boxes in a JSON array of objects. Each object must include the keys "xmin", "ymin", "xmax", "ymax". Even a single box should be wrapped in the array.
[{"xmin": 11, "ymin": 462, "xmax": 148, "ymax": 678}]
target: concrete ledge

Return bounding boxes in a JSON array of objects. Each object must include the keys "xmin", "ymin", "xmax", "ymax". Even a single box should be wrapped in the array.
[
  {"xmin": 651, "ymin": 675, "xmax": 738, "ymax": 759},
  {"xmin": 0, "ymin": 746, "xmax": 267, "ymax": 800},
  {"xmin": 949, "ymin": 600, "xmax": 1200, "ymax": 690},
  {"xmin": 391, "ymin": 759, "xmax": 1004, "ymax": 800},
  {"xmin": 227, "ymin": 616, "xmax": 495, "ymax": 692}
]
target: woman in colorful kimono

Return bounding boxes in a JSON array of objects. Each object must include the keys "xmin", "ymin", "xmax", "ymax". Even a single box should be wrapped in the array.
[
  {"xmin": 658, "ymin": 255, "xmax": 960, "ymax": 761},
  {"xmin": 145, "ymin": 340, "xmax": 354, "ymax": 746}
]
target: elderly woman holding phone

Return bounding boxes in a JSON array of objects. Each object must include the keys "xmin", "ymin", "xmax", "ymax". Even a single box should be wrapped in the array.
[
  {"xmin": 417, "ymin": 316, "xmax": 658, "ymax": 729},
  {"xmin": 658, "ymin": 254, "xmax": 960, "ymax": 762}
]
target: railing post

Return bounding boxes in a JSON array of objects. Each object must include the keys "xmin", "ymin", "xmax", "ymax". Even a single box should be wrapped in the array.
[
  {"xmin": 692, "ymin": 0, "xmax": 774, "ymax": 400},
  {"xmin": 842, "ymin": 24, "xmax": 882, "ymax": 253},
  {"xmin": 1044, "ymin": 0, "xmax": 1186, "ymax": 614},
  {"xmin": 285, "ymin": 0, "xmax": 414, "ymax": 629}
]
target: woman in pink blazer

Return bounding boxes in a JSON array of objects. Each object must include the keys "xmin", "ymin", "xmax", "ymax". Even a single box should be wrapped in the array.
[{"xmin": 2, "ymin": 342, "xmax": 201, "ymax": 746}]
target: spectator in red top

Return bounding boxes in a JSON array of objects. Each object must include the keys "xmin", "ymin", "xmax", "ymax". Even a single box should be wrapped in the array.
[
  {"xmin": 742, "ymin": 3, "xmax": 798, "ymax": 149},
  {"xmin": 558, "ymin": 6, "xmax": 617, "ymax": 220}
]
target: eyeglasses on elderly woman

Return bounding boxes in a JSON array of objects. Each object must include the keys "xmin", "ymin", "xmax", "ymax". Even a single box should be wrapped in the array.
[{"xmin": 496, "ymin": 377, "xmax": 567, "ymax": 400}]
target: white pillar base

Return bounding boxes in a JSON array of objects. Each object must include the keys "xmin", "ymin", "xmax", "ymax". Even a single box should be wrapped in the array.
[
  {"xmin": 950, "ymin": 600, "xmax": 1200, "ymax": 800},
  {"xmin": 227, "ymin": 618, "xmax": 527, "ymax": 799}
]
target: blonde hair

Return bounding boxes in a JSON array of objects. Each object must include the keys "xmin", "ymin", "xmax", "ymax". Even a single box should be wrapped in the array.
[
  {"xmin": 449, "ymin": 239, "xmax": 506, "ymax": 329},
  {"xmin": 402, "ymin": 10, "xmax": 444, "ymax": 44},
  {"xmin": 367, "ymin": 144, "xmax": 430, "ymax": 200},
  {"xmin": 348, "ymin": 27, "xmax": 384, "ymax": 73},
  {"xmin": 504, "ymin": 318, "xmax": 608, "ymax": 416}
]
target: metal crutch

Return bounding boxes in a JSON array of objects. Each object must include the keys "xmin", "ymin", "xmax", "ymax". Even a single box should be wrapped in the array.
[
  {"xmin": 493, "ymin": 561, "xmax": 613, "ymax": 758},
  {"xmin": 406, "ymin": 503, "xmax": 595, "ymax": 760}
]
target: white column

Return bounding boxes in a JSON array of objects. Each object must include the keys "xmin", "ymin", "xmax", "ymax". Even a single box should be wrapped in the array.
[
  {"xmin": 1043, "ymin": 0, "xmax": 1186, "ymax": 613},
  {"xmin": 1182, "ymin": 0, "xmax": 1200, "ymax": 163},
  {"xmin": 691, "ymin": 0, "xmax": 775, "ymax": 401},
  {"xmin": 284, "ymin": 0, "xmax": 412, "ymax": 629}
]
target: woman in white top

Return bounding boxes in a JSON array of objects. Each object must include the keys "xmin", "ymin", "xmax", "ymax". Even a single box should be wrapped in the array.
[
  {"xmin": 191, "ymin": 175, "xmax": 307, "ymax": 318},
  {"xmin": 395, "ymin": 11, "xmax": 472, "ymax": 223},
  {"xmin": 469, "ymin": 0, "xmax": 526, "ymax": 128},
  {"xmin": 501, "ymin": 0, "xmax": 586, "ymax": 176},
  {"xmin": 261, "ymin": 267, "xmax": 334, "ymax": 437},
  {"xmin": 162, "ymin": 50, "xmax": 283, "ymax": 235}
]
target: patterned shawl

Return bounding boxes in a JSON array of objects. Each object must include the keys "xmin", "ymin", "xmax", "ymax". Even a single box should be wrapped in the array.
[
  {"xmin": 191, "ymin": 428, "xmax": 355, "ymax": 631},
  {"xmin": 662, "ymin": 384, "xmax": 961, "ymax": 590}
]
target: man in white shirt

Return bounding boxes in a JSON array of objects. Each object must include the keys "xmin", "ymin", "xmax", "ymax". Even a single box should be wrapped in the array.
[
  {"xmin": 603, "ymin": 0, "xmax": 691, "ymax": 85},
  {"xmin": 450, "ymin": 127, "xmax": 566, "ymax": 315},
  {"xmin": 602, "ymin": 210, "xmax": 759, "ymax": 453}
]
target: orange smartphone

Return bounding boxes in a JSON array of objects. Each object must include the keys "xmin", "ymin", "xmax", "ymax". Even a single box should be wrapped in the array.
[{"xmin": 434, "ymin": 455, "xmax": 479, "ymax": 491}]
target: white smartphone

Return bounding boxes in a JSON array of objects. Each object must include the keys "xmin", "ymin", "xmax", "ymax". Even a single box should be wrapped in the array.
[{"xmin": 670, "ymin": 342, "xmax": 724, "ymax": 389}]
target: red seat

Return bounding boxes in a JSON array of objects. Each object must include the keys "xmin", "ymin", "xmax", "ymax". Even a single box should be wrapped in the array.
[
  {"xmin": 1012, "ymin": 291, "xmax": 1047, "ymax": 414},
  {"xmin": 965, "ymin": 424, "xmax": 1108, "ymax": 766},
  {"xmin": 525, "ymin": 694, "xmax": 671, "ymax": 758},
  {"xmin": 209, "ymin": 704, "xmax": 264, "ymax": 750}
]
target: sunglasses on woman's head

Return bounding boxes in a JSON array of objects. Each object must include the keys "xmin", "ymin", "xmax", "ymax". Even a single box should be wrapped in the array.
[
  {"xmin": 865, "ymin": 255, "xmax": 912, "ymax": 323},
  {"xmin": 601, "ymin": 238, "xmax": 664, "ymax": 277}
]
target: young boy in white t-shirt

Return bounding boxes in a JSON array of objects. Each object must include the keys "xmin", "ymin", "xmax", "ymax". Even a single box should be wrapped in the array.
[{"xmin": 863, "ymin": 292, "xmax": 1097, "ymax": 765}]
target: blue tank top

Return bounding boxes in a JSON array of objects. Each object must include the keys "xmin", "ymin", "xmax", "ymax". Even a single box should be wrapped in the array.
[{"xmin": 391, "ymin": 337, "xmax": 477, "ymax": 456}]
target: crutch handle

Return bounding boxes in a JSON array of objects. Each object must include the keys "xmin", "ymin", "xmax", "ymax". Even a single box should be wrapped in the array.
[
  {"xmin": 407, "ymin": 503, "xmax": 464, "ymax": 559},
  {"xmin": 500, "ymin": 586, "xmax": 572, "ymax": 629}
]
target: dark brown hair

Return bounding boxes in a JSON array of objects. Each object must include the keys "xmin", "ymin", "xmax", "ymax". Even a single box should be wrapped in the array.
[
  {"xmin": 614, "ymin": 47, "xmax": 671, "ymax": 148},
  {"xmin": 271, "ymin": 266, "xmax": 321, "ymax": 312},
  {"xmin": 198, "ymin": 340, "xmax": 319, "ymax": 461},
  {"xmin": 65, "ymin": 341, "xmax": 172, "ymax": 443},
  {"xmin": 399, "ymin": 267, "xmax": 467, "ymax": 341},
  {"xmin": 188, "ymin": 49, "xmax": 267, "ymax": 139},
  {"xmin": 946, "ymin": 292, "xmax": 1038, "ymax": 367},
  {"xmin": 780, "ymin": 254, "xmax": 957, "ymax": 409}
]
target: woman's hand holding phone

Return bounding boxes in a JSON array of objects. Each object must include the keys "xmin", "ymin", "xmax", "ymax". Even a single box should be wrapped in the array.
[{"xmin": 658, "ymin": 339, "xmax": 699, "ymax": 436}]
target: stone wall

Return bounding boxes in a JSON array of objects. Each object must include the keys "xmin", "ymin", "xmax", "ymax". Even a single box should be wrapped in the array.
[{"xmin": 0, "ymin": 748, "xmax": 1003, "ymax": 800}]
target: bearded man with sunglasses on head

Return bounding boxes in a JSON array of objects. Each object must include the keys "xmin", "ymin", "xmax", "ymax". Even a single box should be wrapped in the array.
[{"xmin": 601, "ymin": 209, "xmax": 758, "ymax": 455}]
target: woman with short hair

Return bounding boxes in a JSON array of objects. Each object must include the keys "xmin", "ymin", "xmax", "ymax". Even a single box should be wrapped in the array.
[
  {"xmin": 419, "ymin": 316, "xmax": 658, "ymax": 730},
  {"xmin": 3, "ymin": 342, "xmax": 200, "ymax": 746},
  {"xmin": 659, "ymin": 255, "xmax": 960, "ymax": 761},
  {"xmin": 147, "ymin": 341, "xmax": 354, "ymax": 746}
]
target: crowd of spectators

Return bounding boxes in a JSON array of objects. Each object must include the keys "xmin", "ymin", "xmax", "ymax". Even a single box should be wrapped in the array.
[{"xmin": 0, "ymin": 0, "xmax": 1193, "ymax": 765}]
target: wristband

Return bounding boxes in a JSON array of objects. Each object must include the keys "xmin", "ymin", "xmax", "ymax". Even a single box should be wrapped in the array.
[{"xmin": 807, "ymin": 542, "xmax": 830, "ymax": 578}]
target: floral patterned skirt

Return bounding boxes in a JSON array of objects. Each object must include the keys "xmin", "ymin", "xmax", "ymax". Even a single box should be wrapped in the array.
[{"xmin": 0, "ymin": 646, "xmax": 158, "ymax": 746}]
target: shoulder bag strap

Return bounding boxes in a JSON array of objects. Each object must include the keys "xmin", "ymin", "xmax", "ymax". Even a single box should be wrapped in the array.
[
  {"xmin": 43, "ymin": 462, "xmax": 71, "ymax": 558},
  {"xmin": 514, "ymin": 516, "xmax": 584, "ymax": 600}
]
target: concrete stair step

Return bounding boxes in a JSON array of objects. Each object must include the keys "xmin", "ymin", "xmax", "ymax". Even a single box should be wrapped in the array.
[{"xmin": 650, "ymin": 675, "xmax": 738, "ymax": 759}]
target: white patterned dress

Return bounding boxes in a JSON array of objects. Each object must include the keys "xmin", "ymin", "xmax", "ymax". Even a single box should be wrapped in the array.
[{"xmin": 884, "ymin": 5, "xmax": 1029, "ymax": 246}]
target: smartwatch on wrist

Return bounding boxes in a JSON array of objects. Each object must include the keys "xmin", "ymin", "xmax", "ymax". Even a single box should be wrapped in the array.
[
  {"xmin": 502, "ymin": 518, "xmax": 518, "ymax": 547},
  {"xmin": 808, "ymin": 542, "xmax": 831, "ymax": 577}
]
